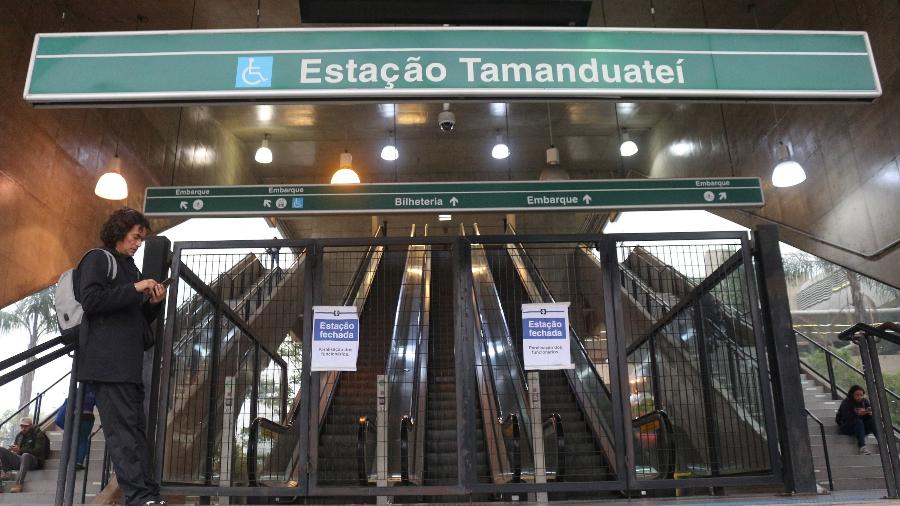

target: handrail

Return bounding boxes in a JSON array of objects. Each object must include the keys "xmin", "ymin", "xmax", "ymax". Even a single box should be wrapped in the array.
[
  {"xmin": 0, "ymin": 343, "xmax": 76, "ymax": 388},
  {"xmin": 357, "ymin": 416, "xmax": 376, "ymax": 486},
  {"xmin": 399, "ymin": 415, "xmax": 413, "ymax": 485},
  {"xmin": 631, "ymin": 409, "xmax": 675, "ymax": 480},
  {"xmin": 0, "ymin": 371, "xmax": 70, "ymax": 437},
  {"xmin": 804, "ymin": 409, "xmax": 834, "ymax": 492},
  {"xmin": 0, "ymin": 335, "xmax": 68, "ymax": 371},
  {"xmin": 504, "ymin": 413, "xmax": 522, "ymax": 483},
  {"xmin": 248, "ymin": 231, "xmax": 382, "ymax": 487},
  {"xmin": 80, "ymin": 424, "xmax": 108, "ymax": 504},
  {"xmin": 542, "ymin": 413, "xmax": 565, "ymax": 482}
]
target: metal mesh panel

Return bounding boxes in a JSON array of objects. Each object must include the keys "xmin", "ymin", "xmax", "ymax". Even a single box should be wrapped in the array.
[
  {"xmin": 619, "ymin": 240, "xmax": 771, "ymax": 479},
  {"xmin": 162, "ymin": 248, "xmax": 303, "ymax": 485}
]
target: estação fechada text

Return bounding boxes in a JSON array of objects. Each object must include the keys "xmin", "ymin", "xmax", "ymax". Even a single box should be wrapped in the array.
[{"xmin": 299, "ymin": 56, "xmax": 686, "ymax": 89}]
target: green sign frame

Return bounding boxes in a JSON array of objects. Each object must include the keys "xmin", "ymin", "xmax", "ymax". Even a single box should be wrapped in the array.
[
  {"xmin": 142, "ymin": 178, "xmax": 764, "ymax": 217},
  {"xmin": 25, "ymin": 27, "xmax": 880, "ymax": 105}
]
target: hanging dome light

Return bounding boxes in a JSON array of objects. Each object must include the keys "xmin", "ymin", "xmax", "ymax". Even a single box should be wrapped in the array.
[
  {"xmin": 619, "ymin": 131, "xmax": 638, "ymax": 157},
  {"xmin": 255, "ymin": 134, "xmax": 273, "ymax": 164},
  {"xmin": 491, "ymin": 131, "xmax": 509, "ymax": 160},
  {"xmin": 331, "ymin": 151, "xmax": 360, "ymax": 184},
  {"xmin": 380, "ymin": 131, "xmax": 399, "ymax": 161},
  {"xmin": 94, "ymin": 155, "xmax": 128, "ymax": 200},
  {"xmin": 771, "ymin": 142, "xmax": 806, "ymax": 187}
]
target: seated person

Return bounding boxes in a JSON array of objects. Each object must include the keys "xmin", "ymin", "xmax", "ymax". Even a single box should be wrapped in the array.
[
  {"xmin": 0, "ymin": 417, "xmax": 50, "ymax": 493},
  {"xmin": 836, "ymin": 385, "xmax": 876, "ymax": 454}
]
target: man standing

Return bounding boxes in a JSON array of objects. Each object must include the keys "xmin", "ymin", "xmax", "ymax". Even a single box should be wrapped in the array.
[
  {"xmin": 0, "ymin": 417, "xmax": 49, "ymax": 493},
  {"xmin": 76, "ymin": 208, "xmax": 167, "ymax": 506}
]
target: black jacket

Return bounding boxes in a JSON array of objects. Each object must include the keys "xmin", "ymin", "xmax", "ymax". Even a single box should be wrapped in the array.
[
  {"xmin": 836, "ymin": 397, "xmax": 872, "ymax": 427},
  {"xmin": 75, "ymin": 248, "xmax": 161, "ymax": 384},
  {"xmin": 15, "ymin": 427, "xmax": 50, "ymax": 466}
]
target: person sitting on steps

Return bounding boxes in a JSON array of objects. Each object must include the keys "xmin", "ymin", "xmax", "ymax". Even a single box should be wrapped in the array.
[
  {"xmin": 0, "ymin": 417, "xmax": 50, "ymax": 493},
  {"xmin": 836, "ymin": 385, "xmax": 876, "ymax": 455}
]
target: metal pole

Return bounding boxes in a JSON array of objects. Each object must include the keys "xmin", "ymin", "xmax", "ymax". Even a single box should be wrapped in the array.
[
  {"xmin": 825, "ymin": 354, "xmax": 838, "ymax": 400},
  {"xmin": 752, "ymin": 225, "xmax": 816, "ymax": 494},
  {"xmin": 453, "ymin": 238, "xmax": 478, "ymax": 490},
  {"xmin": 141, "ymin": 236, "xmax": 171, "ymax": 457},
  {"xmin": 302, "ymin": 242, "xmax": 323, "ymax": 493},
  {"xmin": 203, "ymin": 296, "xmax": 224, "ymax": 500},
  {"xmin": 693, "ymin": 300, "xmax": 722, "ymax": 479},
  {"xmin": 63, "ymin": 383, "xmax": 85, "ymax": 505},
  {"xmin": 858, "ymin": 335, "xmax": 900, "ymax": 497},
  {"xmin": 55, "ymin": 352, "xmax": 78, "ymax": 506}
]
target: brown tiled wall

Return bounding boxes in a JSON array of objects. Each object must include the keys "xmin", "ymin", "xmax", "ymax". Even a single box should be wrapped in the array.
[
  {"xmin": 0, "ymin": 1, "xmax": 257, "ymax": 306},
  {"xmin": 639, "ymin": 0, "xmax": 900, "ymax": 287}
]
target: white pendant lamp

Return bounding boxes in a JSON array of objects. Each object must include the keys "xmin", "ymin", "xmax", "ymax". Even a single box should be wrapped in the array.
[
  {"xmin": 94, "ymin": 155, "xmax": 128, "ymax": 200},
  {"xmin": 255, "ymin": 134, "xmax": 273, "ymax": 164},
  {"xmin": 331, "ymin": 151, "xmax": 360, "ymax": 184},
  {"xmin": 380, "ymin": 131, "xmax": 399, "ymax": 161},
  {"xmin": 491, "ymin": 131, "xmax": 510, "ymax": 160},
  {"xmin": 619, "ymin": 131, "xmax": 638, "ymax": 157},
  {"xmin": 771, "ymin": 142, "xmax": 806, "ymax": 188}
]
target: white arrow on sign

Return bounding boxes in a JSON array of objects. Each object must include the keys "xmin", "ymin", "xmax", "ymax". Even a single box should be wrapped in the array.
[
  {"xmin": 582, "ymin": 194, "xmax": 592, "ymax": 204},
  {"xmin": 718, "ymin": 192, "xmax": 728, "ymax": 200},
  {"xmin": 179, "ymin": 201, "xmax": 188, "ymax": 210},
  {"xmin": 449, "ymin": 197, "xmax": 459, "ymax": 206},
  {"xmin": 263, "ymin": 199, "xmax": 272, "ymax": 208}
]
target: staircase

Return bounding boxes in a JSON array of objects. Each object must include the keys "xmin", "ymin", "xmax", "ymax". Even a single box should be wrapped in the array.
[
  {"xmin": 801, "ymin": 373, "xmax": 887, "ymax": 491},
  {"xmin": 0, "ymin": 428, "xmax": 105, "ymax": 505},
  {"xmin": 316, "ymin": 250, "xmax": 404, "ymax": 485}
]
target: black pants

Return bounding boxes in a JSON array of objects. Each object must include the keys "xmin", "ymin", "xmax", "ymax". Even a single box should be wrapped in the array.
[
  {"xmin": 839, "ymin": 416, "xmax": 876, "ymax": 447},
  {"xmin": 91, "ymin": 381, "xmax": 160, "ymax": 506}
]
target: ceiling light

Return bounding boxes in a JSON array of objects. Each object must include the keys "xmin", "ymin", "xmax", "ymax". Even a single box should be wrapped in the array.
[
  {"xmin": 492, "ymin": 131, "xmax": 509, "ymax": 160},
  {"xmin": 619, "ymin": 131, "xmax": 638, "ymax": 157},
  {"xmin": 545, "ymin": 146, "xmax": 560, "ymax": 165},
  {"xmin": 94, "ymin": 155, "xmax": 128, "ymax": 200},
  {"xmin": 256, "ymin": 105, "xmax": 274, "ymax": 122},
  {"xmin": 255, "ymin": 134, "xmax": 273, "ymax": 164},
  {"xmin": 331, "ymin": 151, "xmax": 360, "ymax": 184},
  {"xmin": 669, "ymin": 141, "xmax": 693, "ymax": 157},
  {"xmin": 438, "ymin": 214, "xmax": 452, "ymax": 221},
  {"xmin": 771, "ymin": 142, "xmax": 806, "ymax": 188},
  {"xmin": 381, "ymin": 131, "xmax": 399, "ymax": 161}
]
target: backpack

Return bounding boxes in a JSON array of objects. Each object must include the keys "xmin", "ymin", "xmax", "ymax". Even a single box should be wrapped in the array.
[{"xmin": 55, "ymin": 249, "xmax": 117, "ymax": 337}]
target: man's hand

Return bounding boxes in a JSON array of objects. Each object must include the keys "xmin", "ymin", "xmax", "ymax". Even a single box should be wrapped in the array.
[
  {"xmin": 134, "ymin": 279, "xmax": 158, "ymax": 295},
  {"xmin": 148, "ymin": 282, "xmax": 167, "ymax": 304},
  {"xmin": 10, "ymin": 444, "xmax": 19, "ymax": 454}
]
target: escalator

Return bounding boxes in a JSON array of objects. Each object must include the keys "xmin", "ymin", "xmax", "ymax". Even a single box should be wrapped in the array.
[
  {"xmin": 485, "ymin": 246, "xmax": 612, "ymax": 483},
  {"xmin": 316, "ymin": 247, "xmax": 407, "ymax": 485},
  {"xmin": 422, "ymin": 251, "xmax": 491, "ymax": 495}
]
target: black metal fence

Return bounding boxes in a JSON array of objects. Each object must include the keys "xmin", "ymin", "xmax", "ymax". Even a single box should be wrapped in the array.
[{"xmin": 151, "ymin": 231, "xmax": 784, "ymax": 500}]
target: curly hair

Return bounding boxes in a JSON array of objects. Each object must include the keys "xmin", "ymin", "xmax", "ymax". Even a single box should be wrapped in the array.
[{"xmin": 100, "ymin": 207, "xmax": 152, "ymax": 249}]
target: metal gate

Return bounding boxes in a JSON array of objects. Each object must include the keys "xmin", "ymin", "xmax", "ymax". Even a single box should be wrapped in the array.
[{"xmin": 152, "ymin": 231, "xmax": 783, "ymax": 500}]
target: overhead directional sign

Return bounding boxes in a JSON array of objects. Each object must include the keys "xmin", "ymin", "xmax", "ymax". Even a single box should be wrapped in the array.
[
  {"xmin": 143, "ymin": 177, "xmax": 764, "ymax": 217},
  {"xmin": 25, "ymin": 28, "xmax": 880, "ymax": 105}
]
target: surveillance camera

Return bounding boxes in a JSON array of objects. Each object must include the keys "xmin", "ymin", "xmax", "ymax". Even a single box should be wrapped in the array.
[{"xmin": 438, "ymin": 110, "xmax": 456, "ymax": 132}]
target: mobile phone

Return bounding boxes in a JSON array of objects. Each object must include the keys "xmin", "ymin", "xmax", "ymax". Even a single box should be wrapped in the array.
[{"xmin": 160, "ymin": 278, "xmax": 174, "ymax": 287}]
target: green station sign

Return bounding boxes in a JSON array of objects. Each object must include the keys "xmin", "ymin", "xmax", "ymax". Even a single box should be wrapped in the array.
[
  {"xmin": 142, "ymin": 178, "xmax": 764, "ymax": 217},
  {"xmin": 25, "ymin": 28, "xmax": 879, "ymax": 105}
]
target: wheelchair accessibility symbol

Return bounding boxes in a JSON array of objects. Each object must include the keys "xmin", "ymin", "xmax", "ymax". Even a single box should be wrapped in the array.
[{"xmin": 235, "ymin": 57, "xmax": 273, "ymax": 88}]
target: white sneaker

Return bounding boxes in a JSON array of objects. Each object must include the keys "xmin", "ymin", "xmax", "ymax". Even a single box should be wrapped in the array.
[{"xmin": 860, "ymin": 445, "xmax": 872, "ymax": 455}]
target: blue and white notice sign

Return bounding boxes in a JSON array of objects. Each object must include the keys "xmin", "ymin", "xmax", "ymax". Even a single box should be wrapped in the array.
[
  {"xmin": 522, "ymin": 302, "xmax": 574, "ymax": 370},
  {"xmin": 311, "ymin": 305, "xmax": 360, "ymax": 371}
]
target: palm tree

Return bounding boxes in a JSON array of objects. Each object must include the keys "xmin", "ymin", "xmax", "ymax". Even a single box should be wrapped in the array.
[{"xmin": 0, "ymin": 287, "xmax": 56, "ymax": 417}]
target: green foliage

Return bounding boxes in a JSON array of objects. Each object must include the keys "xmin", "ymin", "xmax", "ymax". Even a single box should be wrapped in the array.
[{"xmin": 801, "ymin": 345, "xmax": 900, "ymax": 424}]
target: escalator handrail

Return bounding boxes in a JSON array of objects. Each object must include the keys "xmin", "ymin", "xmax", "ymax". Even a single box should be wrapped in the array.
[
  {"xmin": 357, "ymin": 415, "xmax": 376, "ymax": 486},
  {"xmin": 399, "ymin": 415, "xmax": 413, "ymax": 485},
  {"xmin": 504, "ymin": 226, "xmax": 611, "ymax": 399},
  {"xmin": 247, "ymin": 234, "xmax": 381, "ymax": 486},
  {"xmin": 542, "ymin": 413, "xmax": 565, "ymax": 482},
  {"xmin": 631, "ymin": 409, "xmax": 675, "ymax": 480},
  {"xmin": 504, "ymin": 413, "xmax": 522, "ymax": 483}
]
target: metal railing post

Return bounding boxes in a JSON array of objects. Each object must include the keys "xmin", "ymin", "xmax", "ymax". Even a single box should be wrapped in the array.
[
  {"xmin": 825, "ymin": 353, "xmax": 838, "ymax": 400},
  {"xmin": 857, "ymin": 334, "xmax": 900, "ymax": 497},
  {"xmin": 693, "ymin": 300, "xmax": 722, "ymax": 479},
  {"xmin": 54, "ymin": 352, "xmax": 78, "ymax": 506}
]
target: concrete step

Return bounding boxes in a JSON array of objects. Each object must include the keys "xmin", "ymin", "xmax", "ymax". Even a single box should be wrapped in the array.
[
  {"xmin": 0, "ymin": 492, "xmax": 96, "ymax": 504},
  {"xmin": 815, "ymin": 463, "xmax": 885, "ymax": 479}
]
